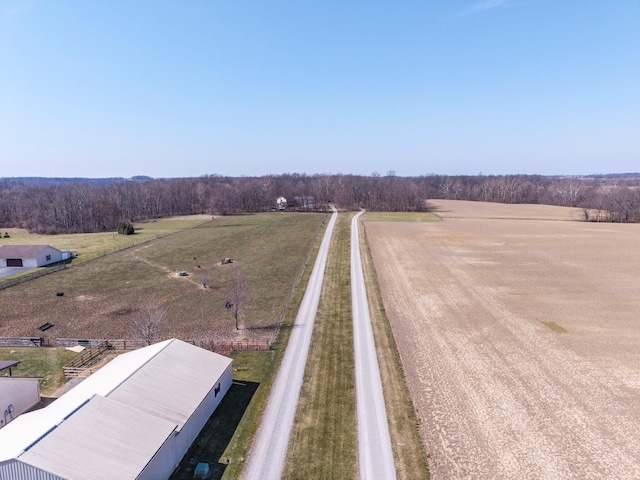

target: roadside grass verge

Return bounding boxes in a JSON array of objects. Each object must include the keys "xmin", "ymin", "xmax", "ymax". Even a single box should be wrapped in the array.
[
  {"xmin": 170, "ymin": 216, "xmax": 329, "ymax": 480},
  {"xmin": 283, "ymin": 212, "xmax": 358, "ymax": 480},
  {"xmin": 0, "ymin": 347, "xmax": 79, "ymax": 395},
  {"xmin": 360, "ymin": 220, "xmax": 430, "ymax": 480},
  {"xmin": 363, "ymin": 212, "xmax": 440, "ymax": 222},
  {"xmin": 0, "ymin": 213, "xmax": 326, "ymax": 342}
]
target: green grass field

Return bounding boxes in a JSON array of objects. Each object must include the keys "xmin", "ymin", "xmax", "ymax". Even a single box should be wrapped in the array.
[
  {"xmin": 0, "ymin": 215, "xmax": 212, "ymax": 260},
  {"xmin": 0, "ymin": 213, "xmax": 327, "ymax": 342},
  {"xmin": 0, "ymin": 347, "xmax": 79, "ymax": 395}
]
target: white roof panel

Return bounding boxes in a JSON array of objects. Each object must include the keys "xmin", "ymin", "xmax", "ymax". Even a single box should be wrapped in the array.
[
  {"xmin": 108, "ymin": 338, "xmax": 232, "ymax": 429},
  {"xmin": 0, "ymin": 339, "xmax": 172, "ymax": 461},
  {"xmin": 0, "ymin": 338, "xmax": 232, "ymax": 465},
  {"xmin": 19, "ymin": 395, "xmax": 177, "ymax": 480}
]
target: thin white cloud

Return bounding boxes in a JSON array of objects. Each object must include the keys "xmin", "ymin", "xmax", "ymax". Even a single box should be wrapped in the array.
[
  {"xmin": 1, "ymin": 2, "xmax": 36, "ymax": 18},
  {"xmin": 462, "ymin": 0, "xmax": 509, "ymax": 16}
]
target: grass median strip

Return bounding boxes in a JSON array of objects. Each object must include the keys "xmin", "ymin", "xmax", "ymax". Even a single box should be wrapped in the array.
[{"xmin": 283, "ymin": 212, "xmax": 358, "ymax": 480}]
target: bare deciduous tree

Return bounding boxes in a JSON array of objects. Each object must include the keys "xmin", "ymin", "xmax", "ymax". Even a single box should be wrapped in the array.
[
  {"xmin": 131, "ymin": 303, "xmax": 166, "ymax": 345},
  {"xmin": 224, "ymin": 264, "xmax": 247, "ymax": 330}
]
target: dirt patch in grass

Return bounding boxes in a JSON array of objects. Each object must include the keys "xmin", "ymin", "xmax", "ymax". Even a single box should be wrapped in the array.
[{"xmin": 366, "ymin": 199, "xmax": 640, "ymax": 479}]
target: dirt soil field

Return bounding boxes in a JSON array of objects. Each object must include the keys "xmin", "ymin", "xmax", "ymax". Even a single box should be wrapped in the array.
[{"xmin": 366, "ymin": 200, "xmax": 640, "ymax": 479}]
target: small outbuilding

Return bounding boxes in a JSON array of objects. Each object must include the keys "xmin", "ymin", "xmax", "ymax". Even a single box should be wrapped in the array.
[
  {"xmin": 0, "ymin": 338, "xmax": 233, "ymax": 480},
  {"xmin": 0, "ymin": 245, "xmax": 63, "ymax": 268}
]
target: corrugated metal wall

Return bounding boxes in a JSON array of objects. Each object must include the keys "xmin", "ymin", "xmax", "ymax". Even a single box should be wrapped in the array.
[{"xmin": 0, "ymin": 460, "xmax": 65, "ymax": 480}]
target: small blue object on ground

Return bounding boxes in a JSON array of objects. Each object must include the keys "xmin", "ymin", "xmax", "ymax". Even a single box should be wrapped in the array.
[{"xmin": 194, "ymin": 463, "xmax": 210, "ymax": 478}]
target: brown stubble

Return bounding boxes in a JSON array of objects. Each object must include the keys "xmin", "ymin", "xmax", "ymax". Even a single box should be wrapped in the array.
[{"xmin": 366, "ymin": 200, "xmax": 640, "ymax": 479}]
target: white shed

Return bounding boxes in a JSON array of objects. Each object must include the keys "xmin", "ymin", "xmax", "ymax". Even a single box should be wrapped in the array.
[
  {"xmin": 0, "ymin": 339, "xmax": 233, "ymax": 480},
  {"xmin": 0, "ymin": 245, "xmax": 63, "ymax": 268}
]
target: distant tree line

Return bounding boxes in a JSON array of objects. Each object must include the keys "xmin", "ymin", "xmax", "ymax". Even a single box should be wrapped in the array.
[{"xmin": 0, "ymin": 173, "xmax": 639, "ymax": 234}]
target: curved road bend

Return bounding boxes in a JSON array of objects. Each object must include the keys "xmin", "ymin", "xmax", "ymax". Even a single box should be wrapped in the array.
[
  {"xmin": 243, "ymin": 206, "xmax": 338, "ymax": 480},
  {"xmin": 351, "ymin": 210, "xmax": 397, "ymax": 480}
]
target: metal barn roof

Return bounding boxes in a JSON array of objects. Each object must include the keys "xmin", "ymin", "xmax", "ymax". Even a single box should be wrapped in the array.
[
  {"xmin": 19, "ymin": 395, "xmax": 178, "ymax": 480},
  {"xmin": 0, "ymin": 245, "xmax": 60, "ymax": 259},
  {"xmin": 0, "ymin": 338, "xmax": 232, "ymax": 473},
  {"xmin": 108, "ymin": 338, "xmax": 232, "ymax": 430}
]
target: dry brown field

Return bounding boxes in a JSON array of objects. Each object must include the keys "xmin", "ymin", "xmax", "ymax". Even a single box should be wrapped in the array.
[{"xmin": 366, "ymin": 199, "xmax": 640, "ymax": 479}]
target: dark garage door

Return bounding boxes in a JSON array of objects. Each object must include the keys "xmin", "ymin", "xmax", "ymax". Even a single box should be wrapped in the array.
[{"xmin": 7, "ymin": 259, "xmax": 23, "ymax": 267}]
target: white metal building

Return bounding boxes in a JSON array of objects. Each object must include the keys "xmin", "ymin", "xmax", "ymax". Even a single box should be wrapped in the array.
[
  {"xmin": 0, "ymin": 376, "xmax": 41, "ymax": 429},
  {"xmin": 0, "ymin": 338, "xmax": 233, "ymax": 480},
  {"xmin": 0, "ymin": 245, "xmax": 63, "ymax": 268}
]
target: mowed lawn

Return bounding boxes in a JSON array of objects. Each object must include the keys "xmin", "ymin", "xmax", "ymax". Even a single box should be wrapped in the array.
[{"xmin": 0, "ymin": 213, "xmax": 327, "ymax": 343}]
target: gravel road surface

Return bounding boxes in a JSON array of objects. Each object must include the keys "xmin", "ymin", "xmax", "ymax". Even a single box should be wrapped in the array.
[
  {"xmin": 242, "ymin": 206, "xmax": 338, "ymax": 480},
  {"xmin": 351, "ymin": 210, "xmax": 397, "ymax": 480}
]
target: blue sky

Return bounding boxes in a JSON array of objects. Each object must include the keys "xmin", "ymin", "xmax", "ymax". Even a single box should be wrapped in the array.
[{"xmin": 1, "ymin": 0, "xmax": 638, "ymax": 178}]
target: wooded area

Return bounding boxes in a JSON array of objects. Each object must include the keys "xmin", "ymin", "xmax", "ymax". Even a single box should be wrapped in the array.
[{"xmin": 1, "ymin": 173, "xmax": 639, "ymax": 234}]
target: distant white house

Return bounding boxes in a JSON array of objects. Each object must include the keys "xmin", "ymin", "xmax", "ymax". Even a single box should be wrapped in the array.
[
  {"xmin": 0, "ymin": 245, "xmax": 63, "ymax": 268},
  {"xmin": 276, "ymin": 196, "xmax": 287, "ymax": 210},
  {"xmin": 0, "ymin": 338, "xmax": 233, "ymax": 480}
]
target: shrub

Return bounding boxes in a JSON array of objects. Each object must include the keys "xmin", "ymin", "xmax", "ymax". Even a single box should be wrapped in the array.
[{"xmin": 117, "ymin": 222, "xmax": 135, "ymax": 235}]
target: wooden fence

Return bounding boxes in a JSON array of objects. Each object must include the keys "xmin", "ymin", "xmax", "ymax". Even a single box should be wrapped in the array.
[
  {"xmin": 63, "ymin": 344, "xmax": 112, "ymax": 378},
  {"xmin": 192, "ymin": 339, "xmax": 271, "ymax": 355},
  {"xmin": 56, "ymin": 338, "xmax": 145, "ymax": 350},
  {"xmin": 0, "ymin": 264, "xmax": 67, "ymax": 291},
  {"xmin": 0, "ymin": 337, "xmax": 45, "ymax": 347}
]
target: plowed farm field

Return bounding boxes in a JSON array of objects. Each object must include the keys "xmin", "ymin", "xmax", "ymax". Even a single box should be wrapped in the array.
[{"xmin": 366, "ymin": 200, "xmax": 640, "ymax": 479}]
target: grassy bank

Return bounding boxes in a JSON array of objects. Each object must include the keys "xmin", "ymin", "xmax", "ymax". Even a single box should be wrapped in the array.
[{"xmin": 283, "ymin": 212, "xmax": 358, "ymax": 479}]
